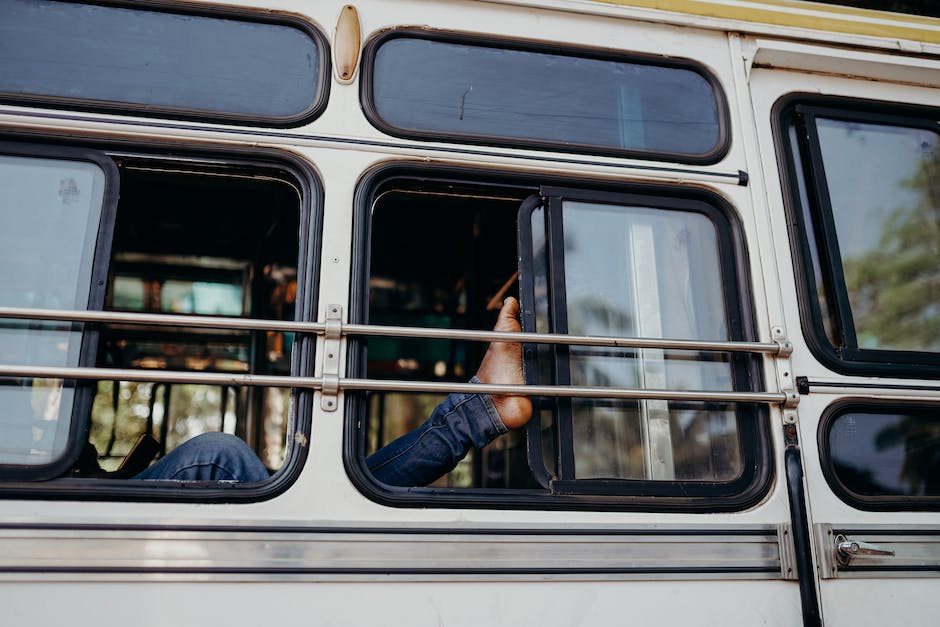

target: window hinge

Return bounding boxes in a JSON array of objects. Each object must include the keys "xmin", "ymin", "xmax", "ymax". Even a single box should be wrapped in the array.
[
  {"xmin": 321, "ymin": 304, "xmax": 343, "ymax": 412},
  {"xmin": 772, "ymin": 326, "xmax": 800, "ymax": 416}
]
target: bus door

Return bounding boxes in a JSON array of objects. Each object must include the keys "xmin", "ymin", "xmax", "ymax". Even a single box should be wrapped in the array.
[{"xmin": 749, "ymin": 41, "xmax": 940, "ymax": 626}]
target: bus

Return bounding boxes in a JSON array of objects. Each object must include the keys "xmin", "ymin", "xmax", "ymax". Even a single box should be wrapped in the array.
[{"xmin": 1, "ymin": 0, "xmax": 938, "ymax": 625}]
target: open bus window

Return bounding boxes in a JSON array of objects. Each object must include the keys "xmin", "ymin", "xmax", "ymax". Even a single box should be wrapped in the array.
[
  {"xmin": 779, "ymin": 98, "xmax": 940, "ymax": 377},
  {"xmin": 0, "ymin": 141, "xmax": 311, "ymax": 492},
  {"xmin": 84, "ymin": 163, "xmax": 303, "ymax": 478},
  {"xmin": 362, "ymin": 184, "xmax": 537, "ymax": 489},
  {"xmin": 353, "ymin": 171, "xmax": 769, "ymax": 509}
]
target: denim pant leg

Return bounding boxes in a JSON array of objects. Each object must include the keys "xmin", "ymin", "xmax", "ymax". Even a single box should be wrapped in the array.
[
  {"xmin": 134, "ymin": 432, "xmax": 270, "ymax": 481},
  {"xmin": 366, "ymin": 381, "xmax": 507, "ymax": 487}
]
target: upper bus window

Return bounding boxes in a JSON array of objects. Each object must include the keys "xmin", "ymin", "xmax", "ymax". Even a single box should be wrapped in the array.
[
  {"xmin": 0, "ymin": 0, "xmax": 328, "ymax": 126},
  {"xmin": 0, "ymin": 148, "xmax": 115, "ymax": 479},
  {"xmin": 780, "ymin": 99, "xmax": 940, "ymax": 376},
  {"xmin": 364, "ymin": 33, "xmax": 727, "ymax": 163}
]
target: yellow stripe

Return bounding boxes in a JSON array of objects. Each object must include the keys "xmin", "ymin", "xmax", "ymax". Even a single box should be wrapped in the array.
[{"xmin": 592, "ymin": 0, "xmax": 940, "ymax": 43}]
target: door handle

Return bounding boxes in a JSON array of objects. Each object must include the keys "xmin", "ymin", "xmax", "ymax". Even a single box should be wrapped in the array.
[{"xmin": 835, "ymin": 534, "xmax": 895, "ymax": 565}]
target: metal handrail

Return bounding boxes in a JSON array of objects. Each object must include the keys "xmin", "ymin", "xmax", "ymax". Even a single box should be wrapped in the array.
[
  {"xmin": 0, "ymin": 306, "xmax": 787, "ymax": 355},
  {"xmin": 0, "ymin": 364, "xmax": 788, "ymax": 405}
]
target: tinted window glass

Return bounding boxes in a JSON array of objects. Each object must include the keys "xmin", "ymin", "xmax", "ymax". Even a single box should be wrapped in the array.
[
  {"xmin": 828, "ymin": 407, "xmax": 940, "ymax": 498},
  {"xmin": 0, "ymin": 154, "xmax": 107, "ymax": 466},
  {"xmin": 369, "ymin": 36, "xmax": 723, "ymax": 160},
  {"xmin": 0, "ymin": 0, "xmax": 324, "ymax": 123}
]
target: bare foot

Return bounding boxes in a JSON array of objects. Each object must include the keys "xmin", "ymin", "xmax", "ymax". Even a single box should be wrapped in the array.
[{"xmin": 475, "ymin": 296, "xmax": 532, "ymax": 429}]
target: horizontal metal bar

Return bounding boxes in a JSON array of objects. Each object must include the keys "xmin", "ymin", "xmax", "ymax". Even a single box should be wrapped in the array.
[
  {"xmin": 0, "ymin": 364, "xmax": 788, "ymax": 405},
  {"xmin": 0, "ymin": 365, "xmax": 308, "ymax": 389},
  {"xmin": 0, "ymin": 526, "xmax": 784, "ymax": 581},
  {"xmin": 0, "ymin": 306, "xmax": 327, "ymax": 334},
  {"xmin": 342, "ymin": 379, "xmax": 787, "ymax": 404},
  {"xmin": 342, "ymin": 323, "xmax": 783, "ymax": 354},
  {"xmin": 802, "ymin": 381, "xmax": 940, "ymax": 400},
  {"xmin": 0, "ymin": 306, "xmax": 784, "ymax": 354}
]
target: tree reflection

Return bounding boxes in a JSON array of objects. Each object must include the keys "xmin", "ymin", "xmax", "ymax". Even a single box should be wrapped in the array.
[{"xmin": 842, "ymin": 143, "xmax": 940, "ymax": 351}]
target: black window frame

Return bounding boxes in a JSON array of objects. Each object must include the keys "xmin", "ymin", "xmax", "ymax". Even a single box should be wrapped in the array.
[
  {"xmin": 0, "ymin": 141, "xmax": 119, "ymax": 481},
  {"xmin": 518, "ymin": 186, "xmax": 767, "ymax": 499},
  {"xmin": 345, "ymin": 162, "xmax": 772, "ymax": 512},
  {"xmin": 0, "ymin": 0, "xmax": 331, "ymax": 128},
  {"xmin": 360, "ymin": 29, "xmax": 731, "ymax": 166},
  {"xmin": 0, "ymin": 133, "xmax": 322, "ymax": 503},
  {"xmin": 819, "ymin": 399, "xmax": 940, "ymax": 511},
  {"xmin": 775, "ymin": 94, "xmax": 940, "ymax": 378}
]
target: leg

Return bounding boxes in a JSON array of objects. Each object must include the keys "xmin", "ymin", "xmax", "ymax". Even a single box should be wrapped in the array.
[{"xmin": 134, "ymin": 432, "xmax": 269, "ymax": 481}]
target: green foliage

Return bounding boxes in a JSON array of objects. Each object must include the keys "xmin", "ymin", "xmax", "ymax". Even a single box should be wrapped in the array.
[{"xmin": 842, "ymin": 148, "xmax": 940, "ymax": 351}]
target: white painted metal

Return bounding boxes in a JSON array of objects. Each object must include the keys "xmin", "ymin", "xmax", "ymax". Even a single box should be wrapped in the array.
[
  {"xmin": 1, "ymin": 1, "xmax": 938, "ymax": 625},
  {"xmin": 747, "ymin": 34, "xmax": 940, "ymax": 627}
]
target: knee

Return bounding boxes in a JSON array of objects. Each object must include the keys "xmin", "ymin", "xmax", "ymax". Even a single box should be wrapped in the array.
[
  {"xmin": 178, "ymin": 432, "xmax": 253, "ymax": 462},
  {"xmin": 173, "ymin": 432, "xmax": 269, "ymax": 482}
]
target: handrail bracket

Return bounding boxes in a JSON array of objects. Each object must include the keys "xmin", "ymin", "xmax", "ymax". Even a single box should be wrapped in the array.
[
  {"xmin": 321, "ymin": 304, "xmax": 343, "ymax": 412},
  {"xmin": 772, "ymin": 326, "xmax": 800, "ymax": 416}
]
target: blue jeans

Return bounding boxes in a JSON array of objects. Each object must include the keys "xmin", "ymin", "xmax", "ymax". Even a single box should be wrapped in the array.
[
  {"xmin": 134, "ymin": 432, "xmax": 271, "ymax": 482},
  {"xmin": 134, "ymin": 381, "xmax": 507, "ymax": 487}
]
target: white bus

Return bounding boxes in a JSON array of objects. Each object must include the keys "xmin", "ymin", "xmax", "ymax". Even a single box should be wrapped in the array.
[{"xmin": 1, "ymin": 1, "xmax": 938, "ymax": 625}]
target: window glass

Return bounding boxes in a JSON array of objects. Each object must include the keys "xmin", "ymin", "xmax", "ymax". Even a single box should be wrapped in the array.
[
  {"xmin": 782, "ymin": 101, "xmax": 940, "ymax": 374},
  {"xmin": 0, "ymin": 0, "xmax": 324, "ymax": 123},
  {"xmin": 528, "ymin": 199, "xmax": 741, "ymax": 482},
  {"xmin": 816, "ymin": 118, "xmax": 940, "ymax": 352},
  {"xmin": 369, "ymin": 36, "xmax": 723, "ymax": 160},
  {"xmin": 828, "ymin": 406, "xmax": 940, "ymax": 498},
  {"xmin": 0, "ymin": 154, "xmax": 106, "ymax": 466}
]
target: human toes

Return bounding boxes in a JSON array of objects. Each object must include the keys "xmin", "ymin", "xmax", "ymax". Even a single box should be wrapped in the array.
[{"xmin": 493, "ymin": 296, "xmax": 521, "ymax": 333}]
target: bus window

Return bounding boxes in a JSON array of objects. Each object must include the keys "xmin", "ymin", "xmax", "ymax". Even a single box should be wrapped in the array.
[
  {"xmin": 821, "ymin": 401, "xmax": 940, "ymax": 510},
  {"xmin": 519, "ymin": 189, "xmax": 763, "ymax": 498},
  {"xmin": 85, "ymin": 163, "xmax": 303, "ymax": 479},
  {"xmin": 350, "ymin": 170, "xmax": 770, "ymax": 510},
  {"xmin": 363, "ymin": 30, "xmax": 727, "ymax": 163},
  {"xmin": 0, "ymin": 0, "xmax": 329, "ymax": 126},
  {"xmin": 0, "ymin": 142, "xmax": 314, "ymax": 496},
  {"xmin": 779, "ymin": 98, "xmax": 940, "ymax": 377},
  {"xmin": 0, "ymin": 145, "xmax": 117, "ymax": 480}
]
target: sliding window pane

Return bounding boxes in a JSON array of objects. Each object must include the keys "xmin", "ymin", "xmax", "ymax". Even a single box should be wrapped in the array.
[
  {"xmin": 549, "ymin": 200, "xmax": 740, "ymax": 481},
  {"xmin": 0, "ymin": 154, "xmax": 106, "ymax": 466}
]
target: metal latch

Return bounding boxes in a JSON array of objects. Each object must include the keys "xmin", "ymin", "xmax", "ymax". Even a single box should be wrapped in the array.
[
  {"xmin": 321, "ymin": 304, "xmax": 342, "ymax": 412},
  {"xmin": 835, "ymin": 534, "xmax": 895, "ymax": 566}
]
